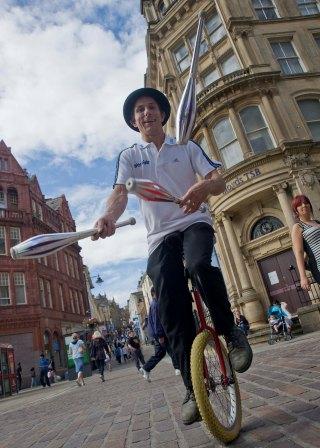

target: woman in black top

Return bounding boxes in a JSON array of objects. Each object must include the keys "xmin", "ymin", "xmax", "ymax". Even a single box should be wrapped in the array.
[{"xmin": 90, "ymin": 331, "xmax": 111, "ymax": 382}]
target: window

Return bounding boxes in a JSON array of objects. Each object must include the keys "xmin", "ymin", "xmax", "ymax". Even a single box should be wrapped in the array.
[
  {"xmin": 0, "ymin": 188, "xmax": 5, "ymax": 208},
  {"xmin": 0, "ymin": 273, "xmax": 10, "ymax": 305},
  {"xmin": 271, "ymin": 41, "xmax": 304, "ymax": 75},
  {"xmin": 10, "ymin": 227, "xmax": 21, "ymax": 247},
  {"xmin": 0, "ymin": 158, "xmax": 8, "ymax": 171},
  {"xmin": 297, "ymin": 0, "xmax": 320, "ymax": 15},
  {"xmin": 73, "ymin": 290, "xmax": 80, "ymax": 314},
  {"xmin": 69, "ymin": 255, "xmax": 75, "ymax": 277},
  {"xmin": 206, "ymin": 12, "xmax": 226, "ymax": 45},
  {"xmin": 253, "ymin": 0, "xmax": 278, "ymax": 20},
  {"xmin": 199, "ymin": 136, "xmax": 211, "ymax": 157},
  {"xmin": 70, "ymin": 289, "xmax": 75, "ymax": 313},
  {"xmin": 39, "ymin": 278, "xmax": 46, "ymax": 307},
  {"xmin": 59, "ymin": 284, "xmax": 65, "ymax": 311},
  {"xmin": 173, "ymin": 43, "xmax": 190, "ymax": 73},
  {"xmin": 158, "ymin": 1, "xmax": 165, "ymax": 15},
  {"xmin": 239, "ymin": 106, "xmax": 275, "ymax": 153},
  {"xmin": 0, "ymin": 227, "xmax": 6, "ymax": 255},
  {"xmin": 189, "ymin": 32, "xmax": 208, "ymax": 57},
  {"xmin": 78, "ymin": 291, "xmax": 84, "ymax": 315},
  {"xmin": 73, "ymin": 258, "xmax": 79, "ymax": 279},
  {"xmin": 202, "ymin": 68, "xmax": 220, "ymax": 87},
  {"xmin": 251, "ymin": 217, "xmax": 284, "ymax": 239},
  {"xmin": 64, "ymin": 253, "xmax": 70, "ymax": 276},
  {"xmin": 7, "ymin": 188, "xmax": 18, "ymax": 209},
  {"xmin": 298, "ymin": 99, "xmax": 320, "ymax": 140},
  {"xmin": 14, "ymin": 273, "xmax": 26, "ymax": 304},
  {"xmin": 55, "ymin": 253, "xmax": 59, "ymax": 271},
  {"xmin": 212, "ymin": 118, "xmax": 244, "ymax": 168},
  {"xmin": 221, "ymin": 53, "xmax": 241, "ymax": 76},
  {"xmin": 46, "ymin": 280, "xmax": 52, "ymax": 308}
]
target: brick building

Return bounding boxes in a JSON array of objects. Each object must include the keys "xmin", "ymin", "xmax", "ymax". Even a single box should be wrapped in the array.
[{"xmin": 0, "ymin": 140, "xmax": 89, "ymax": 385}]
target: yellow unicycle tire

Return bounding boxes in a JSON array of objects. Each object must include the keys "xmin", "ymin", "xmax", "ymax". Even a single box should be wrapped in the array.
[{"xmin": 191, "ymin": 330, "xmax": 242, "ymax": 443}]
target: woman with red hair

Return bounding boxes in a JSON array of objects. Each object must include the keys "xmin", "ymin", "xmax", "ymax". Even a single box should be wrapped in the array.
[{"xmin": 291, "ymin": 195, "xmax": 320, "ymax": 290}]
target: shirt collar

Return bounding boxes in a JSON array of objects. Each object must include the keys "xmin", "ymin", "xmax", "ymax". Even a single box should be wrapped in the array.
[{"xmin": 140, "ymin": 135, "xmax": 176, "ymax": 149}]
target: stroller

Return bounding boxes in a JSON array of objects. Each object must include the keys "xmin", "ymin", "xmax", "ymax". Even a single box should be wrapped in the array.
[{"xmin": 268, "ymin": 314, "xmax": 292, "ymax": 345}]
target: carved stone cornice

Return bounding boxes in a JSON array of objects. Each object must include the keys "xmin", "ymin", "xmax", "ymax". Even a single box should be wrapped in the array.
[
  {"xmin": 297, "ymin": 170, "xmax": 317, "ymax": 189},
  {"xmin": 282, "ymin": 142, "xmax": 312, "ymax": 169},
  {"xmin": 272, "ymin": 182, "xmax": 289, "ymax": 194}
]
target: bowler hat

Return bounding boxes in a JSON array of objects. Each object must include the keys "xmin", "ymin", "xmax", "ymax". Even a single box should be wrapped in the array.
[{"xmin": 123, "ymin": 87, "xmax": 171, "ymax": 131}]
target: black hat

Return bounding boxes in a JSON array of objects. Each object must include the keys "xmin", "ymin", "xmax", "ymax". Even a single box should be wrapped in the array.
[{"xmin": 123, "ymin": 87, "xmax": 171, "ymax": 131}]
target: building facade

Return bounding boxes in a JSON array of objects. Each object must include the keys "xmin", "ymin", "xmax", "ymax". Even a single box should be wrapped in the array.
[
  {"xmin": 0, "ymin": 141, "xmax": 89, "ymax": 384},
  {"xmin": 141, "ymin": 0, "xmax": 320, "ymax": 328}
]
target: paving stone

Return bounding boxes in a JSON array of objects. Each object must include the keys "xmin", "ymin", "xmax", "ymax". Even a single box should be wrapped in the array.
[
  {"xmin": 243, "ymin": 397, "xmax": 266, "ymax": 409},
  {"xmin": 132, "ymin": 429, "xmax": 150, "ymax": 443},
  {"xmin": 250, "ymin": 426, "xmax": 284, "ymax": 442},
  {"xmin": 153, "ymin": 442, "xmax": 180, "ymax": 448},
  {"xmin": 302, "ymin": 406, "xmax": 320, "ymax": 422},
  {"xmin": 153, "ymin": 430, "xmax": 178, "ymax": 444},
  {"xmin": 153, "ymin": 419, "xmax": 174, "ymax": 432},
  {"xmin": 283, "ymin": 400, "xmax": 318, "ymax": 414},
  {"xmin": 181, "ymin": 428, "xmax": 210, "ymax": 447}
]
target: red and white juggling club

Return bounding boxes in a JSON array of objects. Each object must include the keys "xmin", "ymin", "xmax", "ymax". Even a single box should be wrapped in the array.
[{"xmin": 126, "ymin": 178, "xmax": 206, "ymax": 213}]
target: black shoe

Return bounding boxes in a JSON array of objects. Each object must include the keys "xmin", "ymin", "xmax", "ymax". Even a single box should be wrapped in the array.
[
  {"xmin": 181, "ymin": 390, "xmax": 201, "ymax": 425},
  {"xmin": 225, "ymin": 326, "xmax": 253, "ymax": 373}
]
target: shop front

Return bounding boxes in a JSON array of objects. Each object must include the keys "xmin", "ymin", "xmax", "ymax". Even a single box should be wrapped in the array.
[{"xmin": 0, "ymin": 343, "xmax": 17, "ymax": 398}]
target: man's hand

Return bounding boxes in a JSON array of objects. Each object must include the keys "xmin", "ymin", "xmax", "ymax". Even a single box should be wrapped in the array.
[
  {"xmin": 92, "ymin": 213, "xmax": 116, "ymax": 240},
  {"xmin": 179, "ymin": 170, "xmax": 225, "ymax": 214},
  {"xmin": 158, "ymin": 337, "xmax": 165, "ymax": 345},
  {"xmin": 179, "ymin": 180, "xmax": 212, "ymax": 214},
  {"xmin": 300, "ymin": 275, "xmax": 311, "ymax": 291}
]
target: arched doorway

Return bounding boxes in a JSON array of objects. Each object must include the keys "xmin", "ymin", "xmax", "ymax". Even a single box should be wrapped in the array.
[
  {"xmin": 52, "ymin": 331, "xmax": 64, "ymax": 368},
  {"xmin": 43, "ymin": 330, "xmax": 52, "ymax": 358}
]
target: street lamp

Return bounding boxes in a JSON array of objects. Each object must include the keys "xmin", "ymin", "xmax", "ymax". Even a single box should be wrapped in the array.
[{"xmin": 91, "ymin": 274, "xmax": 104, "ymax": 286}]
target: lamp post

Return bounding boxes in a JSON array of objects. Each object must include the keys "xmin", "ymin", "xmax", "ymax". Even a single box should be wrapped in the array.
[{"xmin": 91, "ymin": 274, "xmax": 104, "ymax": 286}]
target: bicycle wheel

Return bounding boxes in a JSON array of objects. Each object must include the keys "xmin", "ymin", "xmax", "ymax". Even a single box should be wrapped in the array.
[{"xmin": 191, "ymin": 330, "xmax": 242, "ymax": 443}]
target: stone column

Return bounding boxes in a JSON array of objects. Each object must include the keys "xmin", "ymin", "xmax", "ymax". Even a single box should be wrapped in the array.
[
  {"xmin": 261, "ymin": 92, "xmax": 285, "ymax": 143},
  {"xmin": 214, "ymin": 216, "xmax": 241, "ymax": 306},
  {"xmin": 273, "ymin": 183, "xmax": 296, "ymax": 230},
  {"xmin": 221, "ymin": 212, "xmax": 266, "ymax": 328},
  {"xmin": 202, "ymin": 126, "xmax": 220, "ymax": 160},
  {"xmin": 228, "ymin": 103, "xmax": 252, "ymax": 159}
]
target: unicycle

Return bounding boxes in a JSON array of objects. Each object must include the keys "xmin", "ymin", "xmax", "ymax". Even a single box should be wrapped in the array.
[{"xmin": 190, "ymin": 281, "xmax": 242, "ymax": 443}]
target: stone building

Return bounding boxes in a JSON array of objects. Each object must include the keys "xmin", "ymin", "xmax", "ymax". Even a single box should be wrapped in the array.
[
  {"xmin": 128, "ymin": 290, "xmax": 148, "ymax": 341},
  {"xmin": 141, "ymin": 0, "xmax": 320, "ymax": 328},
  {"xmin": 0, "ymin": 141, "xmax": 89, "ymax": 384}
]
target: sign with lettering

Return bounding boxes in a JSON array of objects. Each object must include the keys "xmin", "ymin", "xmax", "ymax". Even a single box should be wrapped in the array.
[{"xmin": 225, "ymin": 168, "xmax": 262, "ymax": 193}]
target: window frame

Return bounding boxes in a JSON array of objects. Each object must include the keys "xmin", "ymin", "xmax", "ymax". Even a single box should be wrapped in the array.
[
  {"xmin": 270, "ymin": 39, "xmax": 305, "ymax": 75},
  {"xmin": 14, "ymin": 272, "xmax": 26, "ymax": 305},
  {"xmin": 212, "ymin": 117, "xmax": 244, "ymax": 169},
  {"xmin": 297, "ymin": 0, "xmax": 320, "ymax": 16},
  {"xmin": 252, "ymin": 0, "xmax": 279, "ymax": 20},
  {"xmin": 297, "ymin": 97, "xmax": 320, "ymax": 140},
  {"xmin": 0, "ymin": 272, "xmax": 10, "ymax": 306},
  {"xmin": 238, "ymin": 104, "xmax": 276, "ymax": 153},
  {"xmin": 10, "ymin": 227, "xmax": 21, "ymax": 248},
  {"xmin": 0, "ymin": 226, "xmax": 6, "ymax": 255}
]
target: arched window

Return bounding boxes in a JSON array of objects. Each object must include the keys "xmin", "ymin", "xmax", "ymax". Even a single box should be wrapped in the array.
[
  {"xmin": 7, "ymin": 187, "xmax": 18, "ymax": 209},
  {"xmin": 212, "ymin": 118, "xmax": 244, "ymax": 168},
  {"xmin": 251, "ymin": 216, "xmax": 284, "ymax": 240},
  {"xmin": 239, "ymin": 106, "xmax": 275, "ymax": 154},
  {"xmin": 297, "ymin": 98, "xmax": 320, "ymax": 141},
  {"xmin": 158, "ymin": 1, "xmax": 165, "ymax": 16}
]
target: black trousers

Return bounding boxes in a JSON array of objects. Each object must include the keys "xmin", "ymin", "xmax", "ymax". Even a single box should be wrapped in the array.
[
  {"xmin": 143, "ymin": 338, "xmax": 179, "ymax": 372},
  {"xmin": 147, "ymin": 222, "xmax": 234, "ymax": 390},
  {"xmin": 96, "ymin": 358, "xmax": 105, "ymax": 376},
  {"xmin": 132, "ymin": 348, "xmax": 145, "ymax": 370},
  {"xmin": 40, "ymin": 369, "xmax": 50, "ymax": 387}
]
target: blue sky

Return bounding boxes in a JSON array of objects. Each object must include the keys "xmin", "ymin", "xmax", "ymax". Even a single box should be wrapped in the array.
[{"xmin": 0, "ymin": 0, "xmax": 149, "ymax": 305}]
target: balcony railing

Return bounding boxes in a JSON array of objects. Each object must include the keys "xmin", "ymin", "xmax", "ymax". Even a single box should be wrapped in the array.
[
  {"xmin": 0, "ymin": 209, "xmax": 24, "ymax": 222},
  {"xmin": 197, "ymin": 68, "xmax": 250, "ymax": 102}
]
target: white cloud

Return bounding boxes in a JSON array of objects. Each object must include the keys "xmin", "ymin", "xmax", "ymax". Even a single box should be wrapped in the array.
[{"xmin": 0, "ymin": 0, "xmax": 146, "ymax": 163}]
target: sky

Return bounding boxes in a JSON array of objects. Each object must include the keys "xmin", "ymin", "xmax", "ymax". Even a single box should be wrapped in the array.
[{"xmin": 0, "ymin": 0, "xmax": 149, "ymax": 306}]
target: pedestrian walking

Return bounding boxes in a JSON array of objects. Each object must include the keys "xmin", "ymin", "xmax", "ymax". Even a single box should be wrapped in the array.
[
  {"xmin": 93, "ymin": 87, "xmax": 252, "ymax": 424},
  {"xmin": 139, "ymin": 287, "xmax": 180, "ymax": 382},
  {"xmin": 127, "ymin": 330, "xmax": 145, "ymax": 371},
  {"xmin": 90, "ymin": 331, "xmax": 111, "ymax": 382},
  {"xmin": 16, "ymin": 362, "xmax": 22, "ymax": 391},
  {"xmin": 39, "ymin": 353, "xmax": 51, "ymax": 387},
  {"xmin": 68, "ymin": 333, "xmax": 86, "ymax": 386},
  {"xmin": 291, "ymin": 194, "xmax": 320, "ymax": 290},
  {"xmin": 30, "ymin": 367, "xmax": 37, "ymax": 388},
  {"xmin": 114, "ymin": 343, "xmax": 122, "ymax": 364},
  {"xmin": 122, "ymin": 343, "xmax": 129, "ymax": 363}
]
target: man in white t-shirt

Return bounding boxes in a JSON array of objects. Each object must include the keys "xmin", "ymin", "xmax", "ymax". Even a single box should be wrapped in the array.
[{"xmin": 93, "ymin": 88, "xmax": 253, "ymax": 424}]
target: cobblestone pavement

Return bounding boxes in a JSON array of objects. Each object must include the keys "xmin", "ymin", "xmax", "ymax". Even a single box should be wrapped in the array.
[{"xmin": 1, "ymin": 331, "xmax": 320, "ymax": 448}]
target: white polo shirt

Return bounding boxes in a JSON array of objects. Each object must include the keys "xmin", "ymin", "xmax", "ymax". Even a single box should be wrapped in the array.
[{"xmin": 114, "ymin": 136, "xmax": 222, "ymax": 255}]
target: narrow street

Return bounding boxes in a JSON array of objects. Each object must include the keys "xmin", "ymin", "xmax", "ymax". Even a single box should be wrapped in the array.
[{"xmin": 1, "ymin": 332, "xmax": 320, "ymax": 448}]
